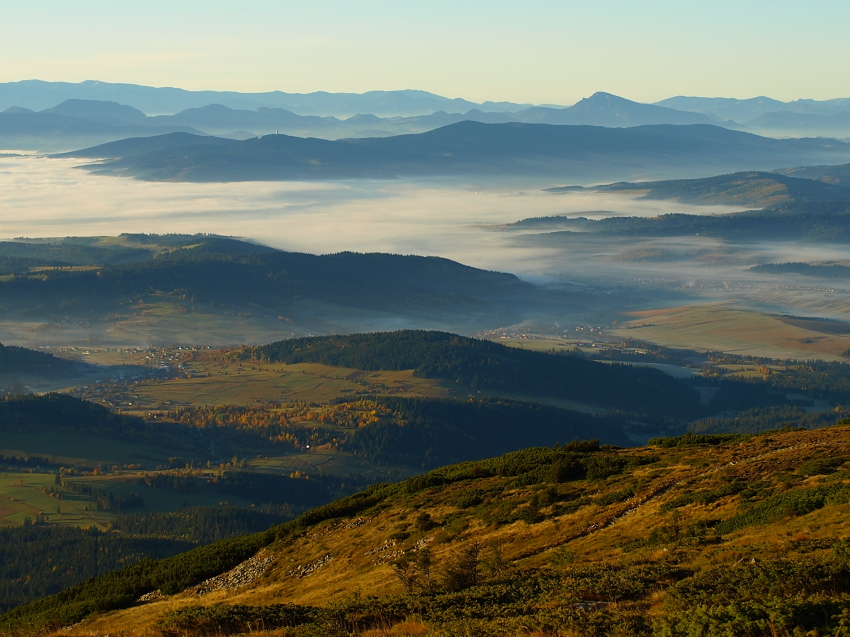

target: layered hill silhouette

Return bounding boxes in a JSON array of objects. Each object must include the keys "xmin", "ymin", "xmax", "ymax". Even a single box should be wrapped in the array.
[
  {"xmin": 547, "ymin": 170, "xmax": 850, "ymax": 207},
  {"xmin": 0, "ymin": 101, "xmax": 202, "ymax": 151},
  {"xmin": 658, "ymin": 95, "xmax": 850, "ymax": 123},
  {"xmin": 0, "ymin": 80, "xmax": 533, "ymax": 117},
  {"xmin": 5, "ymin": 425, "xmax": 850, "ymax": 636},
  {"xmin": 5, "ymin": 92, "xmax": 719, "ymax": 153},
  {"xmin": 4, "ymin": 83, "xmax": 850, "ymax": 151},
  {"xmin": 514, "ymin": 201, "xmax": 850, "ymax": 243},
  {"xmin": 63, "ymin": 122, "xmax": 850, "ymax": 182},
  {"xmin": 7, "ymin": 90, "xmax": 850, "ymax": 153}
]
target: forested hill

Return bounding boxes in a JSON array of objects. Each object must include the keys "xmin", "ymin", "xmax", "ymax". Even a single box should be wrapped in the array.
[
  {"xmin": 0, "ymin": 236, "xmax": 533, "ymax": 324},
  {"xmin": 252, "ymin": 331, "xmax": 701, "ymax": 419},
  {"xmin": 516, "ymin": 201, "xmax": 850, "ymax": 243},
  {"xmin": 0, "ymin": 343, "xmax": 80, "ymax": 377},
  {"xmin": 0, "ymin": 393, "xmax": 148, "ymax": 439}
]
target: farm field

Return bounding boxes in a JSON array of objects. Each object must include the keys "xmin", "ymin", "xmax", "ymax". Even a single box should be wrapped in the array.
[
  {"xmin": 248, "ymin": 447, "xmax": 417, "ymax": 481},
  {"xmin": 615, "ymin": 304, "xmax": 850, "ymax": 360},
  {"xmin": 0, "ymin": 472, "xmax": 108, "ymax": 529},
  {"xmin": 0, "ymin": 469, "xmax": 264, "ymax": 530},
  {"xmin": 106, "ymin": 360, "xmax": 458, "ymax": 414}
]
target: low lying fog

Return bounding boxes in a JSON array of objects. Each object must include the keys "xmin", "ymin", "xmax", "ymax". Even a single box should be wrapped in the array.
[
  {"xmin": 1, "ymin": 155, "xmax": 848, "ymax": 317},
  {"xmin": 0, "ymin": 155, "xmax": 744, "ymax": 278}
]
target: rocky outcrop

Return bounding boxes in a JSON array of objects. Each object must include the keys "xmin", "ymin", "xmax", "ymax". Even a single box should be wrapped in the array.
[{"xmin": 192, "ymin": 550, "xmax": 274, "ymax": 596}]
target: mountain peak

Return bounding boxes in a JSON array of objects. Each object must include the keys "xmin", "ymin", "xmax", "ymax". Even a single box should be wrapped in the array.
[
  {"xmin": 580, "ymin": 91, "xmax": 639, "ymax": 106},
  {"xmin": 42, "ymin": 99, "xmax": 148, "ymax": 123},
  {"xmin": 2, "ymin": 106, "xmax": 34, "ymax": 114}
]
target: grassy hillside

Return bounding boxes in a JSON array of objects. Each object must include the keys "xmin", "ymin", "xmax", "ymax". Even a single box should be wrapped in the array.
[
  {"xmin": 0, "ymin": 388, "xmax": 633, "ymax": 611},
  {"xmin": 5, "ymin": 425, "xmax": 850, "ymax": 636}
]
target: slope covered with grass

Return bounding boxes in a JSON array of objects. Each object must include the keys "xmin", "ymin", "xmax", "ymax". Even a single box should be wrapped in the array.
[{"xmin": 6, "ymin": 425, "xmax": 850, "ymax": 636}]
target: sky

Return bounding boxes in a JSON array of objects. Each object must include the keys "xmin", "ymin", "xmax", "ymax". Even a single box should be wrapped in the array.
[{"xmin": 3, "ymin": 0, "xmax": 849, "ymax": 105}]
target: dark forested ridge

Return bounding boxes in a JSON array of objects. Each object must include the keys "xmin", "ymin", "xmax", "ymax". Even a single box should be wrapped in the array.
[
  {"xmin": 0, "ymin": 393, "xmax": 148, "ymax": 438},
  {"xmin": 521, "ymin": 201, "xmax": 850, "ymax": 243},
  {"xmin": 0, "ymin": 235, "xmax": 533, "ymax": 323},
  {"xmin": 750, "ymin": 262, "xmax": 850, "ymax": 278},
  {"xmin": 0, "ymin": 526, "xmax": 193, "ymax": 614},
  {"xmin": 253, "ymin": 331, "xmax": 702, "ymax": 419},
  {"xmin": 0, "ymin": 343, "xmax": 80, "ymax": 378}
]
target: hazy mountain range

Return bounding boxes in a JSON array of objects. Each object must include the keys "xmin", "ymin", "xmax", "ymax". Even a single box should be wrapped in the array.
[
  {"xmin": 0, "ymin": 92, "xmax": 718, "ymax": 151},
  {"xmin": 3, "ymin": 81, "xmax": 850, "ymax": 151},
  {"xmin": 62, "ymin": 122, "xmax": 850, "ymax": 183},
  {"xmin": 658, "ymin": 95, "xmax": 850, "ymax": 123},
  {"xmin": 0, "ymin": 80, "xmax": 535, "ymax": 117}
]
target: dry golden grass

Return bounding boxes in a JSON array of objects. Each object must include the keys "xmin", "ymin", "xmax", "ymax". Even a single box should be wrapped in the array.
[
  {"xmin": 616, "ymin": 303, "xmax": 850, "ymax": 360},
  {"xmin": 46, "ymin": 426, "xmax": 850, "ymax": 636},
  {"xmin": 119, "ymin": 360, "xmax": 455, "ymax": 412}
]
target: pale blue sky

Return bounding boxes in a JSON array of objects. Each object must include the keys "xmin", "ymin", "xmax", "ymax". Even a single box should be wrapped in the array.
[{"xmin": 3, "ymin": 0, "xmax": 848, "ymax": 104}]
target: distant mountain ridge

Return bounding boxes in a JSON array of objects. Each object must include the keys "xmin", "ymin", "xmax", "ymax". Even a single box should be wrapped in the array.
[
  {"xmin": 657, "ymin": 95, "xmax": 850, "ymax": 122},
  {"xmin": 518, "ymin": 92, "xmax": 716, "ymax": 127},
  {"xmin": 2, "ymin": 80, "xmax": 850, "ymax": 152},
  {"xmin": 0, "ymin": 92, "xmax": 729, "ymax": 152},
  {"xmin": 0, "ymin": 80, "xmax": 537, "ymax": 117},
  {"xmin": 657, "ymin": 95, "xmax": 850, "ymax": 137},
  {"xmin": 0, "ymin": 102, "xmax": 204, "ymax": 152},
  {"xmin": 63, "ymin": 122, "xmax": 850, "ymax": 183}
]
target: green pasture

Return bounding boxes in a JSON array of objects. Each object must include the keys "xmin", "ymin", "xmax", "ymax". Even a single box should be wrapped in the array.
[
  {"xmin": 0, "ymin": 469, "xmax": 265, "ymax": 530},
  {"xmin": 0, "ymin": 472, "xmax": 109, "ymax": 529}
]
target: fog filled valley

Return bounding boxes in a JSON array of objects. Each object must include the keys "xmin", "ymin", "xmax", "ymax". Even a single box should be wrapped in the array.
[{"xmin": 2, "ymin": 153, "xmax": 850, "ymax": 358}]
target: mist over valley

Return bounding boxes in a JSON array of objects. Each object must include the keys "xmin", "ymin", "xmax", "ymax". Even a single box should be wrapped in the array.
[{"xmin": 1, "ymin": 151, "xmax": 850, "ymax": 361}]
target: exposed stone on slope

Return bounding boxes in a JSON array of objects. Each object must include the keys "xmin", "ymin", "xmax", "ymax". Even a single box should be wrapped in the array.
[{"xmin": 192, "ymin": 549, "xmax": 273, "ymax": 596}]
